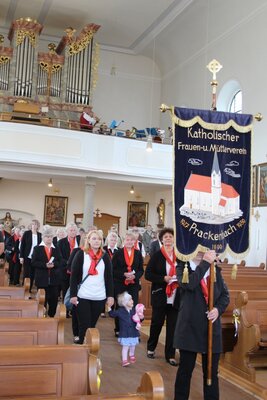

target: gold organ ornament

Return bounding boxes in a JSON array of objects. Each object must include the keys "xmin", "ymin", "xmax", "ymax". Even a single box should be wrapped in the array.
[
  {"xmin": 16, "ymin": 29, "xmax": 36, "ymax": 47},
  {"xmin": 67, "ymin": 29, "xmax": 94, "ymax": 55}
]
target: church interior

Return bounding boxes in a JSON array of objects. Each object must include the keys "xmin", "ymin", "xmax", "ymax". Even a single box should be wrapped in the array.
[{"xmin": 0, "ymin": 0, "xmax": 267, "ymax": 399}]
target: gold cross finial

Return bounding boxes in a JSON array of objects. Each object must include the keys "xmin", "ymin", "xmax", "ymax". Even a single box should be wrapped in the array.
[{"xmin": 207, "ymin": 59, "xmax": 223, "ymax": 81}]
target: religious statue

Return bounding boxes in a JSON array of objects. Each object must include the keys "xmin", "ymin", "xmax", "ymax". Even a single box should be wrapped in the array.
[
  {"xmin": 0, "ymin": 212, "xmax": 19, "ymax": 233},
  {"xmin": 157, "ymin": 199, "xmax": 165, "ymax": 226}
]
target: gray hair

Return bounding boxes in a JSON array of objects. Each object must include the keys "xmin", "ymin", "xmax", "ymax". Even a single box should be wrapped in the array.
[
  {"xmin": 106, "ymin": 231, "xmax": 118, "ymax": 242},
  {"xmin": 124, "ymin": 230, "xmax": 135, "ymax": 240},
  {"xmin": 42, "ymin": 225, "xmax": 54, "ymax": 238},
  {"xmin": 66, "ymin": 222, "xmax": 78, "ymax": 234}
]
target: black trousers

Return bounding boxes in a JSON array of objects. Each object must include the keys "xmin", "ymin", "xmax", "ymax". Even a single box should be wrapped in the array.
[
  {"xmin": 23, "ymin": 257, "xmax": 35, "ymax": 292},
  {"xmin": 174, "ymin": 350, "xmax": 220, "ymax": 400},
  {"xmin": 71, "ymin": 305, "xmax": 79, "ymax": 337},
  {"xmin": 38, "ymin": 285, "xmax": 59, "ymax": 317},
  {"xmin": 13, "ymin": 260, "xmax": 22, "ymax": 285},
  {"xmin": 147, "ymin": 303, "xmax": 178, "ymax": 360},
  {"xmin": 77, "ymin": 298, "xmax": 106, "ymax": 344}
]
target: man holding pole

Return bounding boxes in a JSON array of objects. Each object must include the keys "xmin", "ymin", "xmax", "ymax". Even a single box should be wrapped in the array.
[{"xmin": 173, "ymin": 249, "xmax": 229, "ymax": 400}]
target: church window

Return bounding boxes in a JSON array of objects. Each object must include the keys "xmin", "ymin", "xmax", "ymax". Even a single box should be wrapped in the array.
[
  {"xmin": 229, "ymin": 90, "xmax": 242, "ymax": 114},
  {"xmin": 217, "ymin": 80, "xmax": 242, "ymax": 113}
]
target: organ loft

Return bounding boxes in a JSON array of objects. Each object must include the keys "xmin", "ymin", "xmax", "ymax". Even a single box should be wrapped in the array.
[{"xmin": 0, "ymin": 17, "xmax": 100, "ymax": 126}]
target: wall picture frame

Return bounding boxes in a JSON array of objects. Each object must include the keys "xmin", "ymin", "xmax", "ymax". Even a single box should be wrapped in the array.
[
  {"xmin": 43, "ymin": 195, "xmax": 68, "ymax": 226},
  {"xmin": 257, "ymin": 163, "xmax": 267, "ymax": 206},
  {"xmin": 252, "ymin": 165, "xmax": 258, "ymax": 207},
  {"xmin": 127, "ymin": 201, "xmax": 149, "ymax": 228}
]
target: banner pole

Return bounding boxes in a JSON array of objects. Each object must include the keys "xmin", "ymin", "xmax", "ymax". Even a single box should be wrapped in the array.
[{"xmin": 207, "ymin": 262, "xmax": 215, "ymax": 386}]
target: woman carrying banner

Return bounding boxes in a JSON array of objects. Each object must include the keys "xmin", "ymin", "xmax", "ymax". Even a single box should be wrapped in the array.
[
  {"xmin": 145, "ymin": 227, "xmax": 180, "ymax": 366},
  {"xmin": 173, "ymin": 250, "xmax": 229, "ymax": 400}
]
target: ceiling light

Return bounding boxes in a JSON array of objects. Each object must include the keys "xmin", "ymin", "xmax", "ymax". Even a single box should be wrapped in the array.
[
  {"xmin": 146, "ymin": 135, "xmax": 153, "ymax": 152},
  {"xmin": 130, "ymin": 185, "xmax": 135, "ymax": 194},
  {"xmin": 48, "ymin": 178, "xmax": 53, "ymax": 187}
]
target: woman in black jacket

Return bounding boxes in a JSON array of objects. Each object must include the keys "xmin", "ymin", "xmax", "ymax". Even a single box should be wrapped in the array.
[
  {"xmin": 70, "ymin": 230, "xmax": 114, "ymax": 344},
  {"xmin": 31, "ymin": 225, "xmax": 62, "ymax": 317},
  {"xmin": 145, "ymin": 227, "xmax": 180, "ymax": 366},
  {"xmin": 112, "ymin": 231, "xmax": 144, "ymax": 336},
  {"xmin": 173, "ymin": 250, "xmax": 229, "ymax": 400}
]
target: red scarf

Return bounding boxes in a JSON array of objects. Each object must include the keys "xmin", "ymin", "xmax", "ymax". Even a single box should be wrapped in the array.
[
  {"xmin": 44, "ymin": 246, "xmax": 52, "ymax": 261},
  {"xmin": 107, "ymin": 248, "xmax": 114, "ymax": 259},
  {"xmin": 12, "ymin": 234, "xmax": 19, "ymax": 263},
  {"xmin": 88, "ymin": 249, "xmax": 102, "ymax": 275},
  {"xmin": 123, "ymin": 246, "xmax": 135, "ymax": 285},
  {"xmin": 161, "ymin": 247, "xmax": 178, "ymax": 297},
  {"xmin": 68, "ymin": 237, "xmax": 76, "ymax": 253},
  {"xmin": 200, "ymin": 276, "xmax": 209, "ymax": 304}
]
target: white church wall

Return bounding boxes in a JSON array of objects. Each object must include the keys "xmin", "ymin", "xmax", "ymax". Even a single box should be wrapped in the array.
[
  {"xmin": 92, "ymin": 50, "xmax": 162, "ymax": 132},
  {"xmin": 0, "ymin": 179, "xmax": 167, "ymax": 238}
]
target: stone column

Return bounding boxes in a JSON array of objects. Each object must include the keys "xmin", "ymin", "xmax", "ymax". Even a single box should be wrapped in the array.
[{"xmin": 83, "ymin": 177, "xmax": 96, "ymax": 230}]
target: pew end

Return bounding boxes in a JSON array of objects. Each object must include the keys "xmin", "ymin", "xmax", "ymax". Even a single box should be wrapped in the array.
[
  {"xmin": 6, "ymin": 371, "xmax": 165, "ymax": 400},
  {"xmin": 137, "ymin": 371, "xmax": 165, "ymax": 400},
  {"xmin": 85, "ymin": 328, "xmax": 100, "ymax": 357},
  {"xmin": 0, "ymin": 343, "xmax": 99, "ymax": 397},
  {"xmin": 222, "ymin": 290, "xmax": 267, "ymax": 383}
]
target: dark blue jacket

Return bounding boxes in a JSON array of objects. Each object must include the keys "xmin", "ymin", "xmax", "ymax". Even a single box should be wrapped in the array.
[{"xmin": 109, "ymin": 307, "xmax": 139, "ymax": 338}]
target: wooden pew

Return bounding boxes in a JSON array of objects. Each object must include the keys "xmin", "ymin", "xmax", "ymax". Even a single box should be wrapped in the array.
[
  {"xmin": 5, "ymin": 371, "xmax": 164, "ymax": 400},
  {"xmin": 0, "ymin": 340, "xmax": 100, "ymax": 397},
  {"xmin": 0, "ymin": 288, "xmax": 45, "ymax": 317},
  {"xmin": 222, "ymin": 291, "xmax": 267, "ymax": 383},
  {"xmin": 222, "ymin": 289, "xmax": 267, "ymax": 352},
  {"xmin": 0, "ymin": 265, "xmax": 8, "ymax": 286},
  {"xmin": 0, "ymin": 277, "xmax": 30, "ymax": 299},
  {"xmin": 0, "ymin": 312, "xmax": 66, "ymax": 345},
  {"xmin": 222, "ymin": 274, "xmax": 267, "ymax": 290}
]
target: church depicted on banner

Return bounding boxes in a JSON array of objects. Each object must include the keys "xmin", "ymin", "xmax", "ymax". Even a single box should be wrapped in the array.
[{"xmin": 179, "ymin": 152, "xmax": 243, "ymax": 224}]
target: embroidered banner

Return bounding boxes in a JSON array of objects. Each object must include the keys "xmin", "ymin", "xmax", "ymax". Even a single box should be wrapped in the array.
[{"xmin": 173, "ymin": 107, "xmax": 253, "ymax": 260}]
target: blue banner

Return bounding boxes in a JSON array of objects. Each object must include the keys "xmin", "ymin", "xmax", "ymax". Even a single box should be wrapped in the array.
[{"xmin": 173, "ymin": 107, "xmax": 253, "ymax": 260}]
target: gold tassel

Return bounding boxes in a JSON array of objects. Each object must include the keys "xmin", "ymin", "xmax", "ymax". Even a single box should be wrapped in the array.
[
  {"xmin": 231, "ymin": 263, "xmax": 238, "ymax": 280},
  {"xmin": 182, "ymin": 263, "xmax": 189, "ymax": 283}
]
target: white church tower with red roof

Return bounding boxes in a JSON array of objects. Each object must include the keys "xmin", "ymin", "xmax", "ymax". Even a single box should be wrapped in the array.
[{"xmin": 211, "ymin": 151, "xmax": 222, "ymax": 215}]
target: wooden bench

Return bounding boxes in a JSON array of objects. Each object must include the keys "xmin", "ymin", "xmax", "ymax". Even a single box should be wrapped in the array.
[
  {"xmin": 219, "ymin": 261, "xmax": 265, "ymax": 270},
  {"xmin": 0, "ymin": 266, "xmax": 8, "ymax": 286},
  {"xmin": 0, "ymin": 333, "xmax": 100, "ymax": 397},
  {"xmin": 0, "ymin": 316, "xmax": 65, "ymax": 345},
  {"xmin": 5, "ymin": 371, "xmax": 164, "ymax": 400},
  {"xmin": 0, "ymin": 288, "xmax": 45, "ymax": 317},
  {"xmin": 222, "ymin": 291, "xmax": 267, "ymax": 383},
  {"xmin": 222, "ymin": 289, "xmax": 267, "ymax": 352},
  {"xmin": 222, "ymin": 273, "xmax": 267, "ymax": 290},
  {"xmin": 0, "ymin": 277, "xmax": 30, "ymax": 299}
]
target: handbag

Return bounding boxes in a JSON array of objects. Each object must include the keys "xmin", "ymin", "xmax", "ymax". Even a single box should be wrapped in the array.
[{"xmin": 64, "ymin": 253, "xmax": 105, "ymax": 310}]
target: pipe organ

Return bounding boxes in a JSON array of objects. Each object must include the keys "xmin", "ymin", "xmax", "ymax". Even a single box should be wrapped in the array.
[{"xmin": 0, "ymin": 18, "xmax": 100, "ymax": 115}]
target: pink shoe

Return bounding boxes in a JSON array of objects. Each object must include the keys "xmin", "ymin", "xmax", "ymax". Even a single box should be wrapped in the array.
[
  {"xmin": 122, "ymin": 360, "xmax": 130, "ymax": 367},
  {"xmin": 129, "ymin": 356, "xmax": 136, "ymax": 363}
]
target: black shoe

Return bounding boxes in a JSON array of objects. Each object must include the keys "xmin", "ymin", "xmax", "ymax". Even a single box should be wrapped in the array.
[
  {"xmin": 147, "ymin": 351, "xmax": 155, "ymax": 359},
  {"xmin": 167, "ymin": 358, "xmax": 178, "ymax": 366}
]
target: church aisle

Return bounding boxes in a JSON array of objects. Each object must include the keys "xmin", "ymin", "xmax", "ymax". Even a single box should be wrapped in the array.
[{"xmin": 64, "ymin": 316, "xmax": 258, "ymax": 400}]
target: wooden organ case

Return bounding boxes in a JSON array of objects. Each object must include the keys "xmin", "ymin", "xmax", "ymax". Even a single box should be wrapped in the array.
[{"xmin": 0, "ymin": 18, "xmax": 100, "ymax": 122}]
